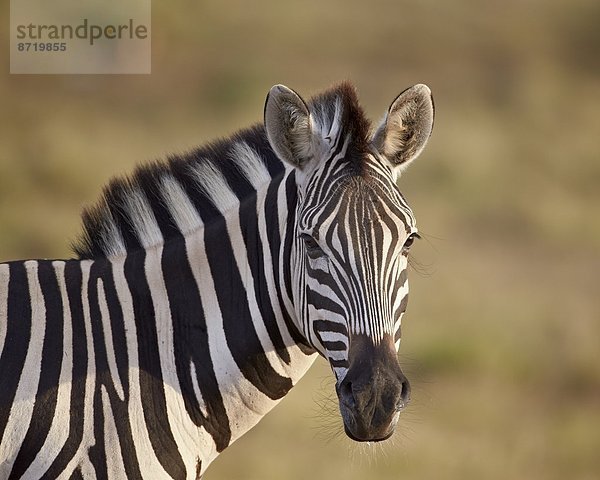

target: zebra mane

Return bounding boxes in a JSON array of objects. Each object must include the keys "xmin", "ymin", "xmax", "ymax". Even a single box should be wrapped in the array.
[
  {"xmin": 73, "ymin": 82, "xmax": 372, "ymax": 260},
  {"xmin": 308, "ymin": 81, "xmax": 371, "ymax": 175},
  {"xmin": 72, "ymin": 125, "xmax": 283, "ymax": 259}
]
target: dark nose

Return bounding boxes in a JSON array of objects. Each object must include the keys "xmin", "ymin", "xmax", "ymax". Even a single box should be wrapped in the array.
[
  {"xmin": 337, "ymin": 363, "xmax": 410, "ymax": 442},
  {"xmin": 336, "ymin": 334, "xmax": 411, "ymax": 441},
  {"xmin": 339, "ymin": 370, "xmax": 410, "ymax": 411}
]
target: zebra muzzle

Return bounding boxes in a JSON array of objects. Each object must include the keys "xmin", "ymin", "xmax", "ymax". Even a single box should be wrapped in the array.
[{"xmin": 335, "ymin": 335, "xmax": 410, "ymax": 442}]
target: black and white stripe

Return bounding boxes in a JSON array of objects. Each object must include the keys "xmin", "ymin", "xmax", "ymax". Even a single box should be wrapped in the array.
[{"xmin": 0, "ymin": 82, "xmax": 434, "ymax": 478}]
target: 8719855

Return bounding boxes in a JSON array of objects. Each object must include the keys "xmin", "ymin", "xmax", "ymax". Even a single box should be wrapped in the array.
[{"xmin": 17, "ymin": 42, "xmax": 67, "ymax": 52}]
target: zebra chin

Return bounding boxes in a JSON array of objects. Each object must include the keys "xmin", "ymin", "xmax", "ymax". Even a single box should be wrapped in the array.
[{"xmin": 339, "ymin": 408, "xmax": 401, "ymax": 443}]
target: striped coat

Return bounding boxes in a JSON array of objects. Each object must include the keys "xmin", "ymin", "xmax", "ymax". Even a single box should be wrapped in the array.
[{"xmin": 0, "ymin": 82, "xmax": 434, "ymax": 479}]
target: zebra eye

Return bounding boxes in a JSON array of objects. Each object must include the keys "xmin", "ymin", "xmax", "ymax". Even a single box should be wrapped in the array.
[
  {"xmin": 300, "ymin": 233, "xmax": 326, "ymax": 259},
  {"xmin": 402, "ymin": 232, "xmax": 420, "ymax": 253}
]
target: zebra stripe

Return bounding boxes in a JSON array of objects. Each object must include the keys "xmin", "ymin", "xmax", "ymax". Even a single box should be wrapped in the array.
[
  {"xmin": 147, "ymin": 244, "xmax": 199, "ymax": 476},
  {"xmin": 21, "ymin": 262, "xmax": 72, "ymax": 478},
  {"xmin": 2, "ymin": 262, "xmax": 45, "ymax": 476},
  {"xmin": 111, "ymin": 256, "xmax": 165, "ymax": 479}
]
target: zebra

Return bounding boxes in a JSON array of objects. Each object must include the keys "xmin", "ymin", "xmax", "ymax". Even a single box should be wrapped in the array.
[{"xmin": 0, "ymin": 81, "xmax": 434, "ymax": 479}]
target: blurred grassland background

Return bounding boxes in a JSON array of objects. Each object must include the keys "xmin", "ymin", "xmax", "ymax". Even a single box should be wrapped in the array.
[{"xmin": 1, "ymin": 0, "xmax": 599, "ymax": 478}]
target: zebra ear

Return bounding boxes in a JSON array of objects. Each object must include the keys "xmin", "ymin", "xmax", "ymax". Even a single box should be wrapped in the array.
[
  {"xmin": 372, "ymin": 84, "xmax": 434, "ymax": 172},
  {"xmin": 264, "ymin": 84, "xmax": 314, "ymax": 170}
]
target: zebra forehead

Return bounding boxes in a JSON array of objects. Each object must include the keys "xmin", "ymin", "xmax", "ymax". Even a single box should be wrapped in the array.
[{"xmin": 303, "ymin": 176, "xmax": 416, "ymax": 234}]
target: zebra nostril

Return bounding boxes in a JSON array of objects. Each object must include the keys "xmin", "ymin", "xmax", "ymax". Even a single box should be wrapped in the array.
[
  {"xmin": 399, "ymin": 377, "xmax": 411, "ymax": 408},
  {"xmin": 339, "ymin": 379, "xmax": 356, "ymax": 409}
]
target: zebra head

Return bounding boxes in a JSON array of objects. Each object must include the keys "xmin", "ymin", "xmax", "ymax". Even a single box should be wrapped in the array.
[{"xmin": 265, "ymin": 83, "xmax": 434, "ymax": 442}]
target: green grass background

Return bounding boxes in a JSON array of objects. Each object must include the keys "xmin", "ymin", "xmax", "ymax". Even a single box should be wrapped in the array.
[{"xmin": 1, "ymin": 0, "xmax": 599, "ymax": 478}]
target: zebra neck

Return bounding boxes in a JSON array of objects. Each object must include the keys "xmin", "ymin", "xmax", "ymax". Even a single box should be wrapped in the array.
[
  {"xmin": 0, "ymin": 168, "xmax": 319, "ymax": 478},
  {"xmin": 121, "ymin": 171, "xmax": 317, "ymax": 473}
]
